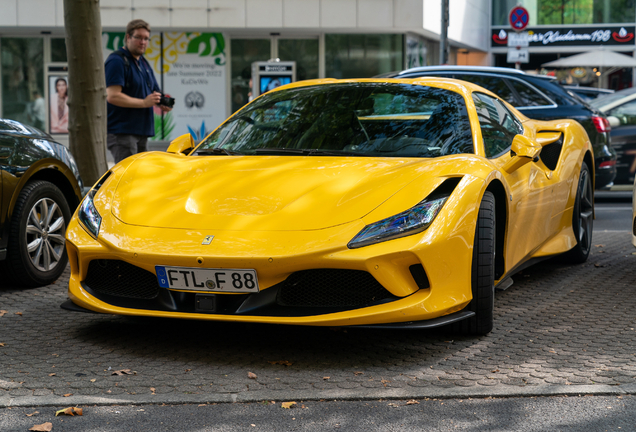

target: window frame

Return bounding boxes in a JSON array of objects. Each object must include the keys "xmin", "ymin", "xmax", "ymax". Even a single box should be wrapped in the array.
[{"xmin": 473, "ymin": 92, "xmax": 525, "ymax": 159}]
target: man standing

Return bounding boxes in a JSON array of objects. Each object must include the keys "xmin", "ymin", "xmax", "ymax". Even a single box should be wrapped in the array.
[{"xmin": 105, "ymin": 19, "xmax": 172, "ymax": 164}]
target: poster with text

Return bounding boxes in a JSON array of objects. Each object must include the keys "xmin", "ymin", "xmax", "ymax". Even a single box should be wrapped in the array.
[{"xmin": 101, "ymin": 32, "xmax": 226, "ymax": 141}]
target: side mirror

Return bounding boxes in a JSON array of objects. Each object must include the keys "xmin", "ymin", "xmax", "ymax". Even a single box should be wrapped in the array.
[
  {"xmin": 607, "ymin": 115, "xmax": 621, "ymax": 128},
  {"xmin": 166, "ymin": 134, "xmax": 194, "ymax": 155},
  {"xmin": 503, "ymin": 135, "xmax": 542, "ymax": 173}
]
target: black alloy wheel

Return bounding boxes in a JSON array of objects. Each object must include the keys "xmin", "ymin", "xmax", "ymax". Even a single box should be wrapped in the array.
[
  {"xmin": 563, "ymin": 162, "xmax": 594, "ymax": 263},
  {"xmin": 456, "ymin": 191, "xmax": 496, "ymax": 336}
]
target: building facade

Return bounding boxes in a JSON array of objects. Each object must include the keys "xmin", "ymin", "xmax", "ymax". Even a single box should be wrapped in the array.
[
  {"xmin": 0, "ymin": 0, "xmax": 491, "ymax": 143},
  {"xmin": 491, "ymin": 0, "xmax": 636, "ymax": 89}
]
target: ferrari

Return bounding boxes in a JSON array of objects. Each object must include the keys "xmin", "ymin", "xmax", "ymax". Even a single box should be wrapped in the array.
[{"xmin": 63, "ymin": 78, "xmax": 594, "ymax": 335}]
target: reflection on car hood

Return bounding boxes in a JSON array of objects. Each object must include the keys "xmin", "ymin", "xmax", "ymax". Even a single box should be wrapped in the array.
[{"xmin": 110, "ymin": 152, "xmax": 453, "ymax": 231}]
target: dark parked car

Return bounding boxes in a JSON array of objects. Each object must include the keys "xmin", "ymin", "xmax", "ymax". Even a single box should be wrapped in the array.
[
  {"xmin": 563, "ymin": 85, "xmax": 614, "ymax": 103},
  {"xmin": 388, "ymin": 66, "xmax": 617, "ymax": 189},
  {"xmin": 0, "ymin": 118, "xmax": 84, "ymax": 287}
]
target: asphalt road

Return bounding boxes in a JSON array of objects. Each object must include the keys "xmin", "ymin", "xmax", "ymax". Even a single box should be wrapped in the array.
[
  {"xmin": 0, "ymin": 191, "xmax": 634, "ymax": 430},
  {"xmin": 2, "ymin": 395, "xmax": 636, "ymax": 431}
]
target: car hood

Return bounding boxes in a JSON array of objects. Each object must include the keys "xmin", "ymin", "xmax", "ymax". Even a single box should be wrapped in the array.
[{"xmin": 110, "ymin": 152, "xmax": 454, "ymax": 231}]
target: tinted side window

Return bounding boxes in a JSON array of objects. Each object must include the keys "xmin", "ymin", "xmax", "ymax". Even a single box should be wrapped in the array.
[
  {"xmin": 455, "ymin": 74, "xmax": 518, "ymax": 106},
  {"xmin": 473, "ymin": 92, "xmax": 524, "ymax": 158},
  {"xmin": 508, "ymin": 80, "xmax": 554, "ymax": 107}
]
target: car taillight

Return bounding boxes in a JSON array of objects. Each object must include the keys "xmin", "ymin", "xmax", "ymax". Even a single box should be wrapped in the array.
[
  {"xmin": 592, "ymin": 115, "xmax": 611, "ymax": 133},
  {"xmin": 599, "ymin": 160, "xmax": 616, "ymax": 168}
]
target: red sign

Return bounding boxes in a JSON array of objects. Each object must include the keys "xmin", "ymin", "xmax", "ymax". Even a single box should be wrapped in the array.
[{"xmin": 509, "ymin": 6, "xmax": 529, "ymax": 31}]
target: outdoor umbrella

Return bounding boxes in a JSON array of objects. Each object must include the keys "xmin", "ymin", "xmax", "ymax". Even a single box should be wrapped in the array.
[{"xmin": 542, "ymin": 48, "xmax": 636, "ymax": 87}]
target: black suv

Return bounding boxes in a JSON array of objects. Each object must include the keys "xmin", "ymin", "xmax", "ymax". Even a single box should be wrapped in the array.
[
  {"xmin": 389, "ymin": 66, "xmax": 617, "ymax": 189},
  {"xmin": 0, "ymin": 118, "xmax": 84, "ymax": 287}
]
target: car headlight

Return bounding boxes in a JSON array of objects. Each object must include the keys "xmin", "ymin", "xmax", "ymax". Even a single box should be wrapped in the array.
[
  {"xmin": 348, "ymin": 197, "xmax": 448, "ymax": 249},
  {"xmin": 78, "ymin": 190, "xmax": 101, "ymax": 238},
  {"xmin": 78, "ymin": 171, "xmax": 111, "ymax": 238}
]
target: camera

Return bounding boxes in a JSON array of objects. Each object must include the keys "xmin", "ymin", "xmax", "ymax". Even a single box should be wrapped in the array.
[{"xmin": 158, "ymin": 94, "xmax": 175, "ymax": 108}]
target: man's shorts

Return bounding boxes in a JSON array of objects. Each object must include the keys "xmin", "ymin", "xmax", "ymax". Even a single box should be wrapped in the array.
[{"xmin": 107, "ymin": 134, "xmax": 148, "ymax": 164}]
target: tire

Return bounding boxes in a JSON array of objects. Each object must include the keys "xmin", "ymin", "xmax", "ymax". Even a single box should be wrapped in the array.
[
  {"xmin": 1, "ymin": 180, "xmax": 71, "ymax": 287},
  {"xmin": 456, "ymin": 191, "xmax": 496, "ymax": 336},
  {"xmin": 562, "ymin": 162, "xmax": 593, "ymax": 264}
]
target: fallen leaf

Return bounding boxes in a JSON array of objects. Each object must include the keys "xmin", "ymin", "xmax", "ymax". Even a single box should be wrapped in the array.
[
  {"xmin": 0, "ymin": 310, "xmax": 7, "ymax": 317},
  {"xmin": 198, "ymin": 404, "xmax": 206, "ymax": 407},
  {"xmin": 0, "ymin": 343, "xmax": 5, "ymax": 347},
  {"xmin": 29, "ymin": 423, "xmax": 52, "ymax": 431},
  {"xmin": 354, "ymin": 371, "xmax": 364, "ymax": 376},
  {"xmin": 323, "ymin": 376, "xmax": 330, "ymax": 380},
  {"xmin": 150, "ymin": 387, "xmax": 156, "ymax": 395},
  {"xmin": 268, "ymin": 360, "xmax": 293, "ymax": 366},
  {"xmin": 56, "ymin": 407, "xmax": 83, "ymax": 416},
  {"xmin": 388, "ymin": 403, "xmax": 400, "ymax": 407},
  {"xmin": 184, "ymin": 369, "xmax": 192, "ymax": 373},
  {"xmin": 15, "ymin": 312, "xmax": 22, "ymax": 316},
  {"xmin": 594, "ymin": 244, "xmax": 605, "ymax": 247},
  {"xmin": 90, "ymin": 379, "xmax": 96, "ymax": 383},
  {"xmin": 247, "ymin": 372, "xmax": 258, "ymax": 379},
  {"xmin": 111, "ymin": 369, "xmax": 134, "ymax": 376},
  {"xmin": 63, "ymin": 393, "xmax": 73, "ymax": 397},
  {"xmin": 281, "ymin": 401, "xmax": 297, "ymax": 409},
  {"xmin": 49, "ymin": 373, "xmax": 56, "ymax": 377},
  {"xmin": 406, "ymin": 400, "xmax": 419, "ymax": 405},
  {"xmin": 26, "ymin": 411, "xmax": 39, "ymax": 417}
]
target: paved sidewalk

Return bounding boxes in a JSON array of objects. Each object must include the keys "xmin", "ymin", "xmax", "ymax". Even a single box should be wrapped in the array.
[{"xmin": 1, "ymin": 232, "xmax": 635, "ymax": 408}]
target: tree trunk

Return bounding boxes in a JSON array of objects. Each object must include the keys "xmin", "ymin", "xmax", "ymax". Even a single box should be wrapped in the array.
[{"xmin": 63, "ymin": 0, "xmax": 108, "ymax": 186}]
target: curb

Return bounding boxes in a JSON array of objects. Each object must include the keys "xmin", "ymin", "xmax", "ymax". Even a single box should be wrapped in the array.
[{"xmin": 3, "ymin": 384, "xmax": 636, "ymax": 408}]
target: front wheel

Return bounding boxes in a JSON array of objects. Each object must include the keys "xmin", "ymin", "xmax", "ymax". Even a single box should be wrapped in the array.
[
  {"xmin": 1, "ymin": 180, "xmax": 71, "ymax": 287},
  {"xmin": 456, "ymin": 191, "xmax": 496, "ymax": 336},
  {"xmin": 562, "ymin": 162, "xmax": 593, "ymax": 264}
]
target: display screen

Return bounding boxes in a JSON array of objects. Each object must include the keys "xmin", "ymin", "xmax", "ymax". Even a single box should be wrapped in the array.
[{"xmin": 260, "ymin": 76, "xmax": 292, "ymax": 94}]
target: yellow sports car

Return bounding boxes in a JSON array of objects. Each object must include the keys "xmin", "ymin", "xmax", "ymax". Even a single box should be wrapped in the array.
[{"xmin": 63, "ymin": 78, "xmax": 594, "ymax": 335}]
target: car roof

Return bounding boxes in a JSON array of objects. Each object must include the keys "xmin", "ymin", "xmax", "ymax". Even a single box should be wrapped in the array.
[
  {"xmin": 397, "ymin": 66, "xmax": 558, "ymax": 81},
  {"xmin": 271, "ymin": 77, "xmax": 499, "ymax": 96}
]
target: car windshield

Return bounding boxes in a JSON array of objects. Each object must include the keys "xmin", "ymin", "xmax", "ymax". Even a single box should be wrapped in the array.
[{"xmin": 196, "ymin": 83, "xmax": 474, "ymax": 158}]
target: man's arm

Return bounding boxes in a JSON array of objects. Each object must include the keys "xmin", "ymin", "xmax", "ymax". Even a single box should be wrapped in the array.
[{"xmin": 106, "ymin": 85, "xmax": 161, "ymax": 108}]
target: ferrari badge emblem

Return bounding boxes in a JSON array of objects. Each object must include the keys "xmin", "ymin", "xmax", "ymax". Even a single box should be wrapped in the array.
[{"xmin": 202, "ymin": 235, "xmax": 215, "ymax": 245}]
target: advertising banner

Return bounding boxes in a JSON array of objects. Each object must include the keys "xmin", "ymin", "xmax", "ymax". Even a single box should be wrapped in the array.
[{"xmin": 102, "ymin": 32, "xmax": 227, "ymax": 142}]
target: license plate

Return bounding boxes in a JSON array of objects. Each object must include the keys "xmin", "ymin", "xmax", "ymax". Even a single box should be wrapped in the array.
[{"xmin": 155, "ymin": 266, "xmax": 259, "ymax": 293}]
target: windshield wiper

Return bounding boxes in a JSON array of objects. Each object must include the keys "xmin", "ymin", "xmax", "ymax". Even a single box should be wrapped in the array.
[
  {"xmin": 253, "ymin": 148, "xmax": 364, "ymax": 156},
  {"xmin": 195, "ymin": 148, "xmax": 243, "ymax": 156}
]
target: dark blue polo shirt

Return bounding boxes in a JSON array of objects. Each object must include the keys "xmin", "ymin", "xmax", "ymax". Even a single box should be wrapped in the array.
[{"xmin": 105, "ymin": 47, "xmax": 160, "ymax": 136}]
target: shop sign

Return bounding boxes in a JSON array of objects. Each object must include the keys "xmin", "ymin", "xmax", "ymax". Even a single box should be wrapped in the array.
[
  {"xmin": 492, "ymin": 26, "xmax": 635, "ymax": 47},
  {"xmin": 507, "ymin": 48, "xmax": 529, "ymax": 63}
]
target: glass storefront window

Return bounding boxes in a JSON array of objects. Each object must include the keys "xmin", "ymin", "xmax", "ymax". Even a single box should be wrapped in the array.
[
  {"xmin": 51, "ymin": 38, "xmax": 68, "ymax": 62},
  {"xmin": 231, "ymin": 39, "xmax": 271, "ymax": 113},
  {"xmin": 1, "ymin": 38, "xmax": 44, "ymax": 130},
  {"xmin": 278, "ymin": 39, "xmax": 319, "ymax": 81},
  {"xmin": 325, "ymin": 34, "xmax": 403, "ymax": 79},
  {"xmin": 493, "ymin": 0, "xmax": 635, "ymax": 25}
]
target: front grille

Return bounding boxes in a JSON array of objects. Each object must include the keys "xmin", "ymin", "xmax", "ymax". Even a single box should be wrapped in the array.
[
  {"xmin": 540, "ymin": 139, "xmax": 563, "ymax": 171},
  {"xmin": 84, "ymin": 260, "xmax": 159, "ymax": 299},
  {"xmin": 276, "ymin": 269, "xmax": 394, "ymax": 308}
]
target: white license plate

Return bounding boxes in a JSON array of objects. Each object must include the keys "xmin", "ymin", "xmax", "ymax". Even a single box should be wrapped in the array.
[{"xmin": 155, "ymin": 266, "xmax": 259, "ymax": 293}]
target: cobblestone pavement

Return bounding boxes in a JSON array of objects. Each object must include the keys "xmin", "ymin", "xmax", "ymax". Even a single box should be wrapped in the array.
[{"xmin": 1, "ymin": 231, "xmax": 635, "ymax": 407}]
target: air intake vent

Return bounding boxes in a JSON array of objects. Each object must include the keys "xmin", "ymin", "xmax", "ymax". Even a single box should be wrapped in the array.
[
  {"xmin": 84, "ymin": 260, "xmax": 159, "ymax": 299},
  {"xmin": 277, "ymin": 269, "xmax": 394, "ymax": 308},
  {"xmin": 540, "ymin": 134, "xmax": 563, "ymax": 171}
]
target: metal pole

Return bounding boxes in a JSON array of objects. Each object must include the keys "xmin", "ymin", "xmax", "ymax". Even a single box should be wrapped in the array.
[{"xmin": 440, "ymin": 0, "xmax": 449, "ymax": 65}]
